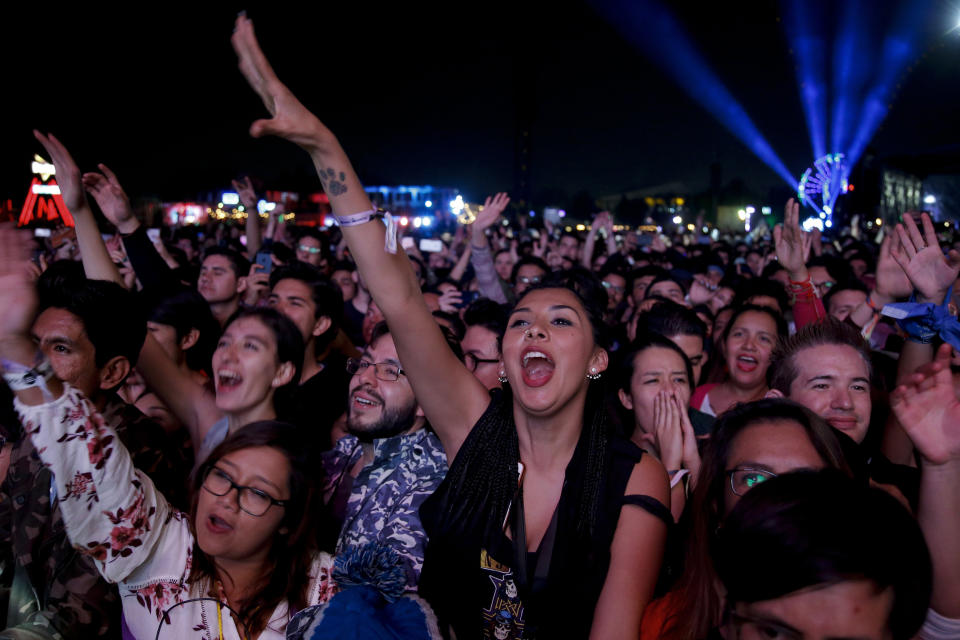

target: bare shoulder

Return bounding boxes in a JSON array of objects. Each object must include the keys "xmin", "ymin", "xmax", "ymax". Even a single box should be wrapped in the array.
[{"xmin": 626, "ymin": 453, "xmax": 670, "ymax": 505}]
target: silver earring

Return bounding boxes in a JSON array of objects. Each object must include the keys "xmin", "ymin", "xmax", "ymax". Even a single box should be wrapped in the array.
[
  {"xmin": 498, "ymin": 372, "xmax": 508, "ymax": 384},
  {"xmin": 586, "ymin": 368, "xmax": 601, "ymax": 381}
]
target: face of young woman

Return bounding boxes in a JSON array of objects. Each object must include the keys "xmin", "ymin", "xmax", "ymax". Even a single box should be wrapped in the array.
[
  {"xmin": 212, "ymin": 316, "xmax": 290, "ymax": 418},
  {"xmin": 195, "ymin": 446, "xmax": 291, "ymax": 562},
  {"xmin": 723, "ymin": 420, "xmax": 826, "ymax": 515},
  {"xmin": 503, "ymin": 288, "xmax": 606, "ymax": 416},
  {"xmin": 725, "ymin": 311, "xmax": 778, "ymax": 389},
  {"xmin": 619, "ymin": 347, "xmax": 691, "ymax": 434}
]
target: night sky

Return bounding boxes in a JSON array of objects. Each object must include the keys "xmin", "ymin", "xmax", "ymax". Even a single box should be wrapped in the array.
[{"xmin": 4, "ymin": 1, "xmax": 960, "ymax": 208}]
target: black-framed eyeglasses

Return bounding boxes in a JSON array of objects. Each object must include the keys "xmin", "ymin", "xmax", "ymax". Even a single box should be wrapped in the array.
[
  {"xmin": 201, "ymin": 467, "xmax": 287, "ymax": 517},
  {"xmin": 346, "ymin": 358, "xmax": 405, "ymax": 382},
  {"xmin": 726, "ymin": 467, "xmax": 778, "ymax": 497},
  {"xmin": 464, "ymin": 353, "xmax": 499, "ymax": 372}
]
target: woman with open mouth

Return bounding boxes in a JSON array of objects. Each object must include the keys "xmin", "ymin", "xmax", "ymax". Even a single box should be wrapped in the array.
[
  {"xmin": 691, "ymin": 304, "xmax": 787, "ymax": 418},
  {"xmin": 0, "ymin": 224, "xmax": 336, "ymax": 638},
  {"xmin": 229, "ymin": 14, "xmax": 670, "ymax": 638}
]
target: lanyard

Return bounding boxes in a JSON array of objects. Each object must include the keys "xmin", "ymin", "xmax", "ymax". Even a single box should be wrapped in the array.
[{"xmin": 509, "ymin": 476, "xmax": 561, "ymax": 597}]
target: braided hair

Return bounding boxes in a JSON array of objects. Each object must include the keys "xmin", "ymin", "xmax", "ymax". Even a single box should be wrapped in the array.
[{"xmin": 432, "ymin": 270, "xmax": 613, "ymax": 549}]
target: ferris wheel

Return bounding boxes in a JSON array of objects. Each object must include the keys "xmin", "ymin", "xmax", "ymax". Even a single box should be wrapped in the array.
[{"xmin": 797, "ymin": 153, "xmax": 849, "ymax": 230}]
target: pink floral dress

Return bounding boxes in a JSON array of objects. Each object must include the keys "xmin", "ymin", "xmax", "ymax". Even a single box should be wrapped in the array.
[{"xmin": 16, "ymin": 385, "xmax": 336, "ymax": 640}]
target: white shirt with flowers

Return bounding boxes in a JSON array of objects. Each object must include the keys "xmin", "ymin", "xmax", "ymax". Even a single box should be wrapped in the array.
[{"xmin": 15, "ymin": 385, "xmax": 336, "ymax": 640}]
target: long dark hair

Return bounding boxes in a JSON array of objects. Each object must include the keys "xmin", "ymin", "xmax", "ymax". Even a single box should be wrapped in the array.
[
  {"xmin": 188, "ymin": 421, "xmax": 323, "ymax": 637},
  {"xmin": 659, "ymin": 399, "xmax": 852, "ymax": 640},
  {"xmin": 432, "ymin": 277, "xmax": 612, "ymax": 548}
]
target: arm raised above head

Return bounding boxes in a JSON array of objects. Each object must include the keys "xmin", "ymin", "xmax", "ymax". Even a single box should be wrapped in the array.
[{"xmin": 231, "ymin": 15, "xmax": 488, "ymax": 461}]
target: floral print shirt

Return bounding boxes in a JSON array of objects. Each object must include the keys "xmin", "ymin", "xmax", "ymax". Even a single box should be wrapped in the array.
[
  {"xmin": 322, "ymin": 429, "xmax": 448, "ymax": 590},
  {"xmin": 15, "ymin": 385, "xmax": 336, "ymax": 640}
]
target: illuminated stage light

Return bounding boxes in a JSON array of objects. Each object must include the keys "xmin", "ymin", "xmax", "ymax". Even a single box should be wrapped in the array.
[
  {"xmin": 222, "ymin": 192, "xmax": 240, "ymax": 206},
  {"xmin": 687, "ymin": 223, "xmax": 696, "ymax": 231},
  {"xmin": 413, "ymin": 217, "xmax": 422, "ymax": 228},
  {"xmin": 875, "ymin": 218, "xmax": 883, "ymax": 226},
  {"xmin": 425, "ymin": 200, "xmax": 433, "ymax": 208},
  {"xmin": 672, "ymin": 215, "xmax": 683, "ymax": 224},
  {"xmin": 422, "ymin": 217, "xmax": 432, "ymax": 227},
  {"xmin": 745, "ymin": 206, "xmax": 756, "ymax": 214},
  {"xmin": 924, "ymin": 194, "xmax": 936, "ymax": 204},
  {"xmin": 761, "ymin": 206, "xmax": 772, "ymax": 215},
  {"xmin": 400, "ymin": 217, "xmax": 409, "ymax": 227},
  {"xmin": 802, "ymin": 217, "xmax": 825, "ymax": 232},
  {"xmin": 737, "ymin": 209, "xmax": 747, "ymax": 221},
  {"xmin": 593, "ymin": 0, "xmax": 796, "ymax": 189}
]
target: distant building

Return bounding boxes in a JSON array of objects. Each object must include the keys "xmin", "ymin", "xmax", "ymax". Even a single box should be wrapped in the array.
[{"xmin": 364, "ymin": 185, "xmax": 460, "ymax": 221}]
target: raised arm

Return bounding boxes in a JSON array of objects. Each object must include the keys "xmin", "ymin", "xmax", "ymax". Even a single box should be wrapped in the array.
[
  {"xmin": 469, "ymin": 193, "xmax": 511, "ymax": 304},
  {"xmin": 231, "ymin": 15, "xmax": 488, "ymax": 460},
  {"xmin": 774, "ymin": 198, "xmax": 824, "ymax": 328},
  {"xmin": 0, "ymin": 226, "xmax": 172, "ymax": 585},
  {"xmin": 234, "ymin": 176, "xmax": 263, "ymax": 258},
  {"xmin": 33, "ymin": 132, "xmax": 123, "ymax": 287},
  {"xmin": 82, "ymin": 163, "xmax": 181, "ymax": 291},
  {"xmin": 890, "ymin": 343, "xmax": 960, "ymax": 617}
]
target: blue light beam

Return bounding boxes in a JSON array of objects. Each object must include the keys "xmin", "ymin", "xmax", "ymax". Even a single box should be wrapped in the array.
[
  {"xmin": 845, "ymin": 0, "xmax": 934, "ymax": 171},
  {"xmin": 782, "ymin": 0, "xmax": 829, "ymax": 159},
  {"xmin": 592, "ymin": 0, "xmax": 797, "ymax": 189},
  {"xmin": 828, "ymin": 0, "xmax": 871, "ymax": 155}
]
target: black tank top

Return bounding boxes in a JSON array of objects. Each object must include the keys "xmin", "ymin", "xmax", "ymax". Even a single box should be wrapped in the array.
[{"xmin": 419, "ymin": 391, "xmax": 671, "ymax": 639}]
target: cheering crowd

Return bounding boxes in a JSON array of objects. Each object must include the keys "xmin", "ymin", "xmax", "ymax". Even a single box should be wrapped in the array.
[{"xmin": 1, "ymin": 14, "xmax": 958, "ymax": 640}]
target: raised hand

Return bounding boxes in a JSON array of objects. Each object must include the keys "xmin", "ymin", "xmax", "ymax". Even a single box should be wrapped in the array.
[
  {"xmin": 33, "ymin": 131, "xmax": 87, "ymax": 213},
  {"xmin": 231, "ymin": 15, "xmax": 330, "ymax": 150},
  {"xmin": 874, "ymin": 234, "xmax": 913, "ymax": 301},
  {"xmin": 890, "ymin": 212, "xmax": 960, "ymax": 304},
  {"xmin": 473, "ymin": 192, "xmax": 510, "ymax": 233},
  {"xmin": 0, "ymin": 225, "xmax": 38, "ymax": 340},
  {"xmin": 82, "ymin": 164, "xmax": 138, "ymax": 234},
  {"xmin": 773, "ymin": 198, "xmax": 812, "ymax": 280},
  {"xmin": 648, "ymin": 391, "xmax": 683, "ymax": 470},
  {"xmin": 890, "ymin": 343, "xmax": 960, "ymax": 466},
  {"xmin": 231, "ymin": 176, "xmax": 258, "ymax": 210}
]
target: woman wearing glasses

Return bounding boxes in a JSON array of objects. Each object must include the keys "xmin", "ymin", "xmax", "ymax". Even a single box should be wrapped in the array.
[
  {"xmin": 230, "ymin": 15, "xmax": 669, "ymax": 638},
  {"xmin": 0, "ymin": 233, "xmax": 335, "ymax": 638},
  {"xmin": 640, "ymin": 399, "xmax": 852, "ymax": 640}
]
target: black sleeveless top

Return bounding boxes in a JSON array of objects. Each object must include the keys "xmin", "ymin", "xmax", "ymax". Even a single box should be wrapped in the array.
[{"xmin": 419, "ymin": 391, "xmax": 671, "ymax": 639}]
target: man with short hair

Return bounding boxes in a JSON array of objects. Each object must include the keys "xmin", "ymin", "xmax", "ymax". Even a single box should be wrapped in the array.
[
  {"xmin": 267, "ymin": 262, "xmax": 349, "ymax": 444},
  {"xmin": 557, "ymin": 231, "xmax": 582, "ymax": 269},
  {"xmin": 824, "ymin": 280, "xmax": 869, "ymax": 322},
  {"xmin": 766, "ymin": 319, "xmax": 918, "ymax": 505},
  {"xmin": 0, "ymin": 275, "xmax": 189, "ymax": 639},
  {"xmin": 322, "ymin": 323, "xmax": 448, "ymax": 590},
  {"xmin": 197, "ymin": 247, "xmax": 249, "ymax": 327},
  {"xmin": 295, "ymin": 228, "xmax": 331, "ymax": 274}
]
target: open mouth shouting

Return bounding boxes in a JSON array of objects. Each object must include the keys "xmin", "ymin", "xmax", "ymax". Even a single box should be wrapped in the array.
[
  {"xmin": 216, "ymin": 369, "xmax": 243, "ymax": 393},
  {"xmin": 734, "ymin": 354, "xmax": 759, "ymax": 373},
  {"xmin": 520, "ymin": 347, "xmax": 556, "ymax": 388}
]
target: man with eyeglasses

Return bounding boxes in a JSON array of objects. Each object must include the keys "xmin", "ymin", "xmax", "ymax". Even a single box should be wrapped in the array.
[
  {"xmin": 510, "ymin": 256, "xmax": 549, "ymax": 297},
  {"xmin": 295, "ymin": 228, "xmax": 331, "ymax": 275},
  {"xmin": 321, "ymin": 322, "xmax": 447, "ymax": 590}
]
